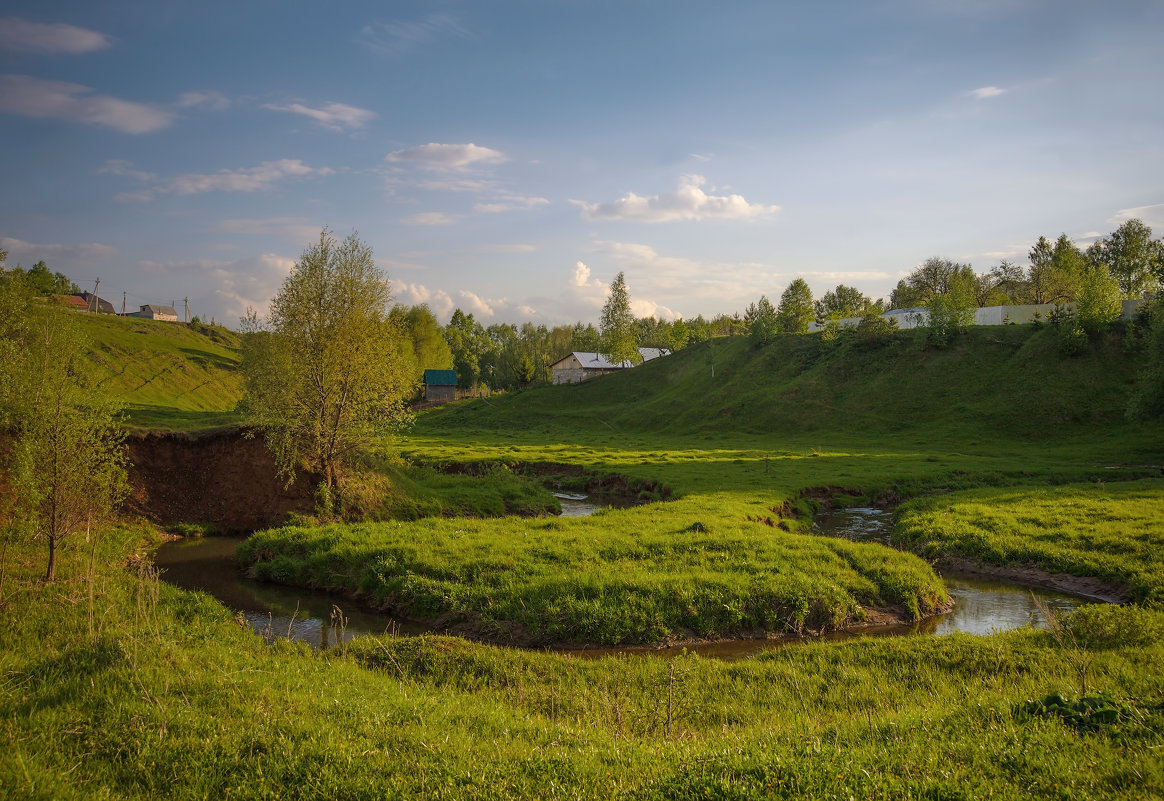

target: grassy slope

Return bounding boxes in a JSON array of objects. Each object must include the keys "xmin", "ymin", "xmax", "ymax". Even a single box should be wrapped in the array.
[
  {"xmin": 75, "ymin": 313, "xmax": 243, "ymax": 430},
  {"xmin": 7, "ymin": 324, "xmax": 1164, "ymax": 798},
  {"xmin": 240, "ymin": 326, "xmax": 1164, "ymax": 645},
  {"xmin": 895, "ymin": 479, "xmax": 1164, "ymax": 605},
  {"xmin": 3, "ymin": 528, "xmax": 1163, "ymax": 799}
]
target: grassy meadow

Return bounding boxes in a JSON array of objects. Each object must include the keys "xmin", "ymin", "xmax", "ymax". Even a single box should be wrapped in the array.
[
  {"xmin": 5, "ymin": 321, "xmax": 1164, "ymax": 798},
  {"xmin": 74, "ymin": 313, "xmax": 243, "ymax": 430}
]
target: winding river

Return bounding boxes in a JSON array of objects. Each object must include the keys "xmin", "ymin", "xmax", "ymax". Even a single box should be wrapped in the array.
[{"xmin": 153, "ymin": 501, "xmax": 1090, "ymax": 659}]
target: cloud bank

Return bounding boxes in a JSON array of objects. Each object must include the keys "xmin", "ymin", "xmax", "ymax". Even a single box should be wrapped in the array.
[
  {"xmin": 262, "ymin": 101, "xmax": 377, "ymax": 131},
  {"xmin": 0, "ymin": 74, "xmax": 173, "ymax": 134},
  {"xmin": 577, "ymin": 175, "xmax": 779, "ymax": 223},
  {"xmin": 0, "ymin": 18, "xmax": 112, "ymax": 54},
  {"xmin": 386, "ymin": 142, "xmax": 505, "ymax": 171}
]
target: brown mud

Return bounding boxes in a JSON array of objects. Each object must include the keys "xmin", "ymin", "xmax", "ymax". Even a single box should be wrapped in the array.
[{"xmin": 126, "ymin": 429, "xmax": 315, "ymax": 532}]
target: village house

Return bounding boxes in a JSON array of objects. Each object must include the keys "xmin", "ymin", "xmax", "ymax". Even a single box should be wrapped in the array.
[
  {"xmin": 423, "ymin": 369, "xmax": 458, "ymax": 404},
  {"xmin": 550, "ymin": 348, "xmax": 670, "ymax": 385},
  {"xmin": 76, "ymin": 292, "xmax": 116, "ymax": 314},
  {"xmin": 127, "ymin": 304, "xmax": 179, "ymax": 322}
]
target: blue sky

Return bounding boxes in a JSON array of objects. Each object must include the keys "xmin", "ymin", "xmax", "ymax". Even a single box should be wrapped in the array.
[{"xmin": 2, "ymin": 0, "xmax": 1162, "ymax": 326}]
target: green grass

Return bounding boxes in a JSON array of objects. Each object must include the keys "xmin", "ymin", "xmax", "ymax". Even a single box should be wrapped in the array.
[
  {"xmin": 74, "ymin": 313, "xmax": 243, "ymax": 430},
  {"xmin": 7, "ymin": 321, "xmax": 1164, "ymax": 797},
  {"xmin": 895, "ymin": 479, "xmax": 1164, "ymax": 606},
  {"xmin": 2, "ymin": 528, "xmax": 1163, "ymax": 799},
  {"xmin": 238, "ymin": 505, "xmax": 948, "ymax": 645}
]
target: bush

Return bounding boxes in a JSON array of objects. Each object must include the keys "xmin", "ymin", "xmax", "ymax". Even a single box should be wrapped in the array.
[
  {"xmin": 855, "ymin": 311, "xmax": 898, "ymax": 343},
  {"xmin": 925, "ymin": 292, "xmax": 974, "ymax": 347},
  {"xmin": 1063, "ymin": 604, "xmax": 1164, "ymax": 649}
]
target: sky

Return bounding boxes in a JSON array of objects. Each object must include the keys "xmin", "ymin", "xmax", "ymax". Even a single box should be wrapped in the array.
[{"xmin": 2, "ymin": 0, "xmax": 1163, "ymax": 327}]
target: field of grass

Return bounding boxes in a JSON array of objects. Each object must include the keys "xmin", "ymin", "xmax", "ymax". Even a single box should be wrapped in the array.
[
  {"xmin": 73, "ymin": 313, "xmax": 243, "ymax": 430},
  {"xmin": 894, "ymin": 479, "xmax": 1164, "ymax": 606},
  {"xmin": 5, "ymin": 321, "xmax": 1164, "ymax": 797},
  {"xmin": 2, "ymin": 525, "xmax": 1163, "ymax": 799}
]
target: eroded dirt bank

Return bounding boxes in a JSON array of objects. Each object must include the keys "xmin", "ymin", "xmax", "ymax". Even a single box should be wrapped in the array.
[{"xmin": 127, "ymin": 430, "xmax": 314, "ymax": 532}]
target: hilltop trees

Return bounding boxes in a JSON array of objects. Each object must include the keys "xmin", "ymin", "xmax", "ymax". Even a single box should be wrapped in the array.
[
  {"xmin": 600, "ymin": 272, "xmax": 641, "ymax": 365},
  {"xmin": 1087, "ymin": 219, "xmax": 1163, "ymax": 298},
  {"xmin": 744, "ymin": 295, "xmax": 778, "ymax": 344},
  {"xmin": 776, "ymin": 278, "xmax": 814, "ymax": 333},
  {"xmin": 240, "ymin": 229, "xmax": 412, "ymax": 500},
  {"xmin": 0, "ymin": 261, "xmax": 126, "ymax": 582}
]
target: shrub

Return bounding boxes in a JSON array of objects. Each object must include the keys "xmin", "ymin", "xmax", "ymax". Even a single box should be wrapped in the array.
[{"xmin": 925, "ymin": 292, "xmax": 974, "ymax": 347}]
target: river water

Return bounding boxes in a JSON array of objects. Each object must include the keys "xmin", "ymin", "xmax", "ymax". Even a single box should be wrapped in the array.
[{"xmin": 153, "ymin": 503, "xmax": 1089, "ymax": 658}]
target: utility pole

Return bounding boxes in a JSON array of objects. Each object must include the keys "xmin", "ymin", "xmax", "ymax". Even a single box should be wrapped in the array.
[
  {"xmin": 93, "ymin": 277, "xmax": 100, "ymax": 314},
  {"xmin": 184, "ymin": 297, "xmax": 189, "ymax": 322},
  {"xmin": 122, "ymin": 291, "xmax": 126, "ymax": 315}
]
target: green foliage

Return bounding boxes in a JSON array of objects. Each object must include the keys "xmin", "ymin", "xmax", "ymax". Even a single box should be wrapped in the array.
[
  {"xmin": 1063, "ymin": 604, "xmax": 1164, "ymax": 649},
  {"xmin": 1014, "ymin": 692, "xmax": 1147, "ymax": 735},
  {"xmin": 599, "ymin": 271, "xmax": 641, "ymax": 366},
  {"xmin": 240, "ymin": 229, "xmax": 413, "ymax": 490},
  {"xmin": 0, "ymin": 272, "xmax": 127, "ymax": 580},
  {"xmin": 1087, "ymin": 218, "xmax": 1163, "ymax": 298},
  {"xmin": 1075, "ymin": 264, "xmax": 1123, "ymax": 333},
  {"xmin": 815, "ymin": 283, "xmax": 873, "ymax": 321},
  {"xmin": 743, "ymin": 295, "xmax": 777, "ymax": 344},
  {"xmin": 775, "ymin": 278, "xmax": 815, "ymax": 333},
  {"xmin": 1128, "ymin": 299, "xmax": 1164, "ymax": 419},
  {"xmin": 890, "ymin": 257, "xmax": 977, "ymax": 309},
  {"xmin": 855, "ymin": 310, "xmax": 898, "ymax": 342},
  {"xmin": 924, "ymin": 291, "xmax": 974, "ymax": 347}
]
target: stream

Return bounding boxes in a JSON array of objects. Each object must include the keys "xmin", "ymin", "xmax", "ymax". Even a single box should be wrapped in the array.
[{"xmin": 153, "ymin": 502, "xmax": 1090, "ymax": 659}]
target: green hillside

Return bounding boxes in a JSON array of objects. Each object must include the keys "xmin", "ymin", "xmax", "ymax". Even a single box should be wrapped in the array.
[
  {"xmin": 426, "ymin": 325, "xmax": 1153, "ymax": 447},
  {"xmin": 75, "ymin": 313, "xmax": 243, "ymax": 430}
]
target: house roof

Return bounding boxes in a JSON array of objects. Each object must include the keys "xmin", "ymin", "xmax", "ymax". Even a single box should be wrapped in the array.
[
  {"xmin": 78, "ymin": 292, "xmax": 115, "ymax": 313},
  {"xmin": 551, "ymin": 348, "xmax": 671, "ymax": 370},
  {"xmin": 424, "ymin": 369, "xmax": 458, "ymax": 386},
  {"xmin": 57, "ymin": 294, "xmax": 89, "ymax": 309},
  {"xmin": 142, "ymin": 305, "xmax": 178, "ymax": 316}
]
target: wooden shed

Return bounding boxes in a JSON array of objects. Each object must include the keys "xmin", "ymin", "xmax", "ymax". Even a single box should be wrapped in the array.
[{"xmin": 423, "ymin": 369, "xmax": 458, "ymax": 404}]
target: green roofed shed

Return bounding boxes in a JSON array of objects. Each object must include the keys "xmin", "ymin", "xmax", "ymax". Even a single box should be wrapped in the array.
[{"xmin": 423, "ymin": 369, "xmax": 458, "ymax": 404}]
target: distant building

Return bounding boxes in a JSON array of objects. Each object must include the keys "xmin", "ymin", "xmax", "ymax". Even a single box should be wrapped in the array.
[
  {"xmin": 76, "ymin": 292, "xmax": 116, "ymax": 314},
  {"xmin": 423, "ymin": 369, "xmax": 458, "ymax": 404},
  {"xmin": 127, "ymin": 304, "xmax": 179, "ymax": 322},
  {"xmin": 550, "ymin": 348, "xmax": 670, "ymax": 385},
  {"xmin": 55, "ymin": 294, "xmax": 89, "ymax": 311}
]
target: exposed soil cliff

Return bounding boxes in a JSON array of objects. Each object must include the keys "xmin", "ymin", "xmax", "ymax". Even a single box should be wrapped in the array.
[{"xmin": 126, "ymin": 430, "xmax": 315, "ymax": 532}]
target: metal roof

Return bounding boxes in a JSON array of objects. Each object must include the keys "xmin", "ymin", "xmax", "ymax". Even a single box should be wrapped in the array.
[
  {"xmin": 424, "ymin": 369, "xmax": 458, "ymax": 386},
  {"xmin": 553, "ymin": 348, "xmax": 670, "ymax": 370}
]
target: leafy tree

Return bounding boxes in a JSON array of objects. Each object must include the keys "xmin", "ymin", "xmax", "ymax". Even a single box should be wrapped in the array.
[
  {"xmin": 240, "ymin": 229, "xmax": 412, "ymax": 496},
  {"xmin": 21, "ymin": 261, "xmax": 78, "ymax": 296},
  {"xmin": 815, "ymin": 284, "xmax": 873, "ymax": 321},
  {"xmin": 1028, "ymin": 235, "xmax": 1085, "ymax": 304},
  {"xmin": 514, "ymin": 355, "xmax": 536, "ymax": 386},
  {"xmin": 890, "ymin": 258, "xmax": 976, "ymax": 309},
  {"xmin": 600, "ymin": 271, "xmax": 640, "ymax": 365},
  {"xmin": 925, "ymin": 291, "xmax": 975, "ymax": 348},
  {"xmin": 571, "ymin": 322, "xmax": 601, "ymax": 352},
  {"xmin": 988, "ymin": 260, "xmax": 1028, "ymax": 304},
  {"xmin": 401, "ymin": 305, "xmax": 453, "ymax": 376},
  {"xmin": 745, "ymin": 295, "xmax": 778, "ymax": 344},
  {"xmin": 445, "ymin": 309, "xmax": 486, "ymax": 391},
  {"xmin": 668, "ymin": 317, "xmax": 690, "ymax": 351},
  {"xmin": 1128, "ymin": 300, "xmax": 1164, "ymax": 419},
  {"xmin": 1087, "ymin": 219, "xmax": 1163, "ymax": 298},
  {"xmin": 0, "ymin": 268, "xmax": 126, "ymax": 581},
  {"xmin": 775, "ymin": 278, "xmax": 815, "ymax": 333},
  {"xmin": 1074, "ymin": 264, "xmax": 1123, "ymax": 334}
]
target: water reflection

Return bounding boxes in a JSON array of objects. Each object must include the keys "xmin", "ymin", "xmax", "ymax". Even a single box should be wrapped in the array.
[{"xmin": 154, "ymin": 536, "xmax": 425, "ymax": 648}]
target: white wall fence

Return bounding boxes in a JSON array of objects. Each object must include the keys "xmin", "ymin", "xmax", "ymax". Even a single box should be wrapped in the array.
[{"xmin": 807, "ymin": 298, "xmax": 1150, "ymax": 333}]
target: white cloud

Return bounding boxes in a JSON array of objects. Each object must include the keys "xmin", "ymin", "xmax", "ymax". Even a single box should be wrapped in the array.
[
  {"xmin": 262, "ymin": 101, "xmax": 377, "ymax": 131},
  {"xmin": 131, "ymin": 253, "xmax": 296, "ymax": 324},
  {"xmin": 395, "ymin": 281, "xmax": 455, "ymax": 318},
  {"xmin": 967, "ymin": 86, "xmax": 1005, "ymax": 100},
  {"xmin": 358, "ymin": 14, "xmax": 473, "ymax": 57},
  {"xmin": 576, "ymin": 174, "xmax": 779, "ymax": 223},
  {"xmin": 208, "ymin": 217, "xmax": 321, "ymax": 244},
  {"xmin": 630, "ymin": 297, "xmax": 679, "ymax": 320},
  {"xmin": 571, "ymin": 260, "xmax": 603, "ymax": 289},
  {"xmin": 1108, "ymin": 203, "xmax": 1164, "ymax": 229},
  {"xmin": 401, "ymin": 211, "xmax": 460, "ymax": 226},
  {"xmin": 473, "ymin": 195, "xmax": 549, "ymax": 214},
  {"xmin": 386, "ymin": 142, "xmax": 505, "ymax": 171},
  {"xmin": 0, "ymin": 74, "xmax": 173, "ymax": 134},
  {"xmin": 97, "ymin": 159, "xmax": 156, "ymax": 182},
  {"xmin": 480, "ymin": 243, "xmax": 536, "ymax": 253},
  {"xmin": 1, "ymin": 236, "xmax": 117, "ymax": 266},
  {"xmin": 114, "ymin": 159, "xmax": 333, "ymax": 201},
  {"xmin": 457, "ymin": 290, "xmax": 494, "ymax": 317},
  {"xmin": 418, "ymin": 179, "xmax": 497, "ymax": 192},
  {"xmin": 176, "ymin": 91, "xmax": 231, "ymax": 111},
  {"xmin": 0, "ymin": 18, "xmax": 112, "ymax": 54}
]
